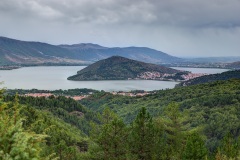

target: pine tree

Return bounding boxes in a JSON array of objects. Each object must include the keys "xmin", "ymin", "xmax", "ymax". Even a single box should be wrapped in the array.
[
  {"xmin": 182, "ymin": 132, "xmax": 207, "ymax": 160},
  {"xmin": 0, "ymin": 92, "xmax": 47, "ymax": 160},
  {"xmin": 163, "ymin": 102, "xmax": 186, "ymax": 159},
  {"xmin": 152, "ymin": 117, "xmax": 169, "ymax": 160},
  {"xmin": 129, "ymin": 107, "xmax": 156, "ymax": 160},
  {"xmin": 90, "ymin": 107, "xmax": 128, "ymax": 160}
]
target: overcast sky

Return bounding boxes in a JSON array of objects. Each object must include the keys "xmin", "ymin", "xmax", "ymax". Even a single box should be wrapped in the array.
[{"xmin": 0, "ymin": 0, "xmax": 240, "ymax": 57}]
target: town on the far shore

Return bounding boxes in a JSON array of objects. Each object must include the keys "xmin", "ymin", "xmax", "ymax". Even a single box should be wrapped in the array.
[{"xmin": 134, "ymin": 71, "xmax": 207, "ymax": 81}]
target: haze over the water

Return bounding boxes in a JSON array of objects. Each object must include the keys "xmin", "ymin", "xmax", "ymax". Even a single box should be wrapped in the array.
[{"xmin": 0, "ymin": 0, "xmax": 240, "ymax": 57}]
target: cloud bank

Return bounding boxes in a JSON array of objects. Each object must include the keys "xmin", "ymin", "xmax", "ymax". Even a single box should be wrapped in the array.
[{"xmin": 0, "ymin": 0, "xmax": 240, "ymax": 56}]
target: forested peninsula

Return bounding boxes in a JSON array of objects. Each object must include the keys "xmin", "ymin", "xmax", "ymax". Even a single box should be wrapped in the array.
[{"xmin": 68, "ymin": 56, "xmax": 188, "ymax": 81}]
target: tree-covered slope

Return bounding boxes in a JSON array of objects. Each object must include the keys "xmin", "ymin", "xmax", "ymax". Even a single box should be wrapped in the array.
[
  {"xmin": 177, "ymin": 70, "xmax": 240, "ymax": 87},
  {"xmin": 68, "ymin": 56, "xmax": 185, "ymax": 80},
  {"xmin": 81, "ymin": 79, "xmax": 240, "ymax": 121},
  {"xmin": 3, "ymin": 95, "xmax": 98, "ymax": 134},
  {"xmin": 80, "ymin": 79, "xmax": 240, "ymax": 151},
  {"xmin": 0, "ymin": 93, "xmax": 90, "ymax": 159}
]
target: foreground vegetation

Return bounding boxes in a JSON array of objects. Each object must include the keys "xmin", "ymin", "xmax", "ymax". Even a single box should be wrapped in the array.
[
  {"xmin": 0, "ymin": 93, "xmax": 88, "ymax": 159},
  {"xmin": 1, "ymin": 79, "xmax": 240, "ymax": 159}
]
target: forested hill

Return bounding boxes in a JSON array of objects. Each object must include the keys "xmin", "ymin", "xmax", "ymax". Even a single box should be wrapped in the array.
[
  {"xmin": 81, "ymin": 79, "xmax": 240, "ymax": 123},
  {"xmin": 177, "ymin": 69, "xmax": 240, "ymax": 87},
  {"xmin": 80, "ymin": 79, "xmax": 240, "ymax": 153},
  {"xmin": 3, "ymin": 95, "xmax": 98, "ymax": 134},
  {"xmin": 68, "ymin": 56, "xmax": 186, "ymax": 81},
  {"xmin": 0, "ymin": 94, "xmax": 93, "ymax": 159}
]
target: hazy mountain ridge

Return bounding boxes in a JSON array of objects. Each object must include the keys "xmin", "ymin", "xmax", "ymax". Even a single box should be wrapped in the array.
[
  {"xmin": 2, "ymin": 36, "xmax": 239, "ymax": 67},
  {"xmin": 59, "ymin": 43, "xmax": 108, "ymax": 49},
  {"xmin": 0, "ymin": 36, "xmax": 182, "ymax": 65},
  {"xmin": 67, "ymin": 56, "xmax": 186, "ymax": 81},
  {"xmin": 60, "ymin": 44, "xmax": 182, "ymax": 63},
  {"xmin": 0, "ymin": 36, "xmax": 86, "ymax": 65}
]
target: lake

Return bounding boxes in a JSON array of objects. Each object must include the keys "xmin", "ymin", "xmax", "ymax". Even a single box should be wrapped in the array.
[
  {"xmin": 0, "ymin": 66, "xmax": 228, "ymax": 91},
  {"xmin": 171, "ymin": 67, "xmax": 229, "ymax": 74}
]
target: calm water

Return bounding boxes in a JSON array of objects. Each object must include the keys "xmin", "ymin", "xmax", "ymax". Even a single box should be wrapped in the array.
[
  {"xmin": 171, "ymin": 67, "xmax": 228, "ymax": 74},
  {"xmin": 0, "ymin": 66, "xmax": 228, "ymax": 91}
]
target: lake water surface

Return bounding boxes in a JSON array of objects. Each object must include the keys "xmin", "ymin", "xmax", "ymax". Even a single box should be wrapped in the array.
[
  {"xmin": 171, "ymin": 67, "xmax": 229, "ymax": 74},
  {"xmin": 0, "ymin": 66, "xmax": 228, "ymax": 91}
]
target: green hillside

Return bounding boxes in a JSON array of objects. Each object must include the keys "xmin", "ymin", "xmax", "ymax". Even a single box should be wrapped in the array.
[
  {"xmin": 3, "ymin": 95, "xmax": 98, "ymax": 134},
  {"xmin": 177, "ymin": 70, "xmax": 240, "ymax": 87},
  {"xmin": 80, "ymin": 79, "xmax": 240, "ymax": 152},
  {"xmin": 0, "ymin": 94, "xmax": 90, "ymax": 159}
]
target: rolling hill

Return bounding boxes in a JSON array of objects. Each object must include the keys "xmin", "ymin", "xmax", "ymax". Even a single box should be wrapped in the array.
[{"xmin": 67, "ymin": 56, "xmax": 187, "ymax": 81}]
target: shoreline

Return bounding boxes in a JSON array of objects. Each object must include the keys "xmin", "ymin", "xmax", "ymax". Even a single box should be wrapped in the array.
[
  {"xmin": 0, "ymin": 63, "xmax": 234, "ymax": 70},
  {"xmin": 0, "ymin": 66, "xmax": 21, "ymax": 70}
]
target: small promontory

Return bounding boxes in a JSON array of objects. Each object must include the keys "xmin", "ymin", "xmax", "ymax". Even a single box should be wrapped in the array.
[
  {"xmin": 176, "ymin": 70, "xmax": 240, "ymax": 87},
  {"xmin": 67, "ymin": 56, "xmax": 188, "ymax": 81}
]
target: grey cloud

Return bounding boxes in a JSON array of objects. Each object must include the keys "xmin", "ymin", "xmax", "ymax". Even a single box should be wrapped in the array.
[
  {"xmin": 1, "ymin": 0, "xmax": 240, "ymax": 28},
  {"xmin": 0, "ymin": 0, "xmax": 63, "ymax": 20},
  {"xmin": 0, "ymin": 0, "xmax": 240, "ymax": 57}
]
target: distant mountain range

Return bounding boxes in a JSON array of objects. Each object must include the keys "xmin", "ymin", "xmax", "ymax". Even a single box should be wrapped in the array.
[
  {"xmin": 0, "ymin": 36, "xmax": 181, "ymax": 65},
  {"xmin": 0, "ymin": 36, "xmax": 86, "ymax": 65},
  {"xmin": 177, "ymin": 70, "xmax": 240, "ymax": 87},
  {"xmin": 67, "ymin": 56, "xmax": 187, "ymax": 81},
  {"xmin": 59, "ymin": 43, "xmax": 182, "ymax": 63}
]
